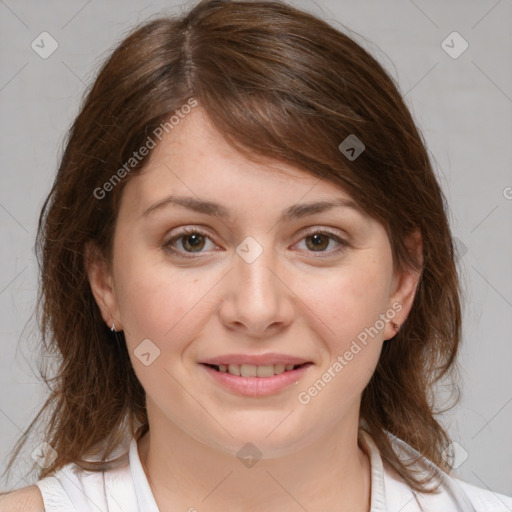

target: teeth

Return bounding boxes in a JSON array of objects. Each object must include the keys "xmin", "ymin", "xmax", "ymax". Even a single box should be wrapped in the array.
[
  {"xmin": 217, "ymin": 363, "xmax": 302, "ymax": 377},
  {"xmin": 273, "ymin": 364, "xmax": 286, "ymax": 374},
  {"xmin": 256, "ymin": 365, "xmax": 274, "ymax": 377},
  {"xmin": 240, "ymin": 364, "xmax": 257, "ymax": 377},
  {"xmin": 228, "ymin": 364, "xmax": 240, "ymax": 376}
]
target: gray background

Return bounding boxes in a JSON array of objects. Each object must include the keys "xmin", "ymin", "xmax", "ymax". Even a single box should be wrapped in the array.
[{"xmin": 1, "ymin": 0, "xmax": 511, "ymax": 497}]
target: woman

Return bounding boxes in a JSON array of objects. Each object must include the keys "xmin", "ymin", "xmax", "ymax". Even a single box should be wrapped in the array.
[{"xmin": 1, "ymin": 0, "xmax": 511, "ymax": 510}]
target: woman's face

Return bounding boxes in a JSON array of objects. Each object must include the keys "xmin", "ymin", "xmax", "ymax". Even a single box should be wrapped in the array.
[{"xmin": 89, "ymin": 106, "xmax": 420, "ymax": 457}]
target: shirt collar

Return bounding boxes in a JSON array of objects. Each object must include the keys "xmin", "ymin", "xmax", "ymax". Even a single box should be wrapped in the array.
[{"xmin": 127, "ymin": 428, "xmax": 475, "ymax": 512}]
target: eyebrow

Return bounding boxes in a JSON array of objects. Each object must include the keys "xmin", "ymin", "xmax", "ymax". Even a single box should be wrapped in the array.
[{"xmin": 142, "ymin": 195, "xmax": 363, "ymax": 223}]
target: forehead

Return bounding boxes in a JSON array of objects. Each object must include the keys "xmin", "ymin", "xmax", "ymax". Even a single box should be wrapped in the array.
[{"xmin": 121, "ymin": 106, "xmax": 358, "ymax": 213}]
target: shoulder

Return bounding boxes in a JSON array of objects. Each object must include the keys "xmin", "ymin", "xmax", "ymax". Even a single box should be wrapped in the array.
[
  {"xmin": 454, "ymin": 477, "xmax": 512, "ymax": 511},
  {"xmin": 377, "ymin": 431, "xmax": 512, "ymax": 511},
  {"xmin": 0, "ymin": 485, "xmax": 45, "ymax": 512}
]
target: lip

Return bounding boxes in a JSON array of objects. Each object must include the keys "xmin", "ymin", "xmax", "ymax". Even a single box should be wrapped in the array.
[
  {"xmin": 200, "ymin": 362, "xmax": 313, "ymax": 397},
  {"xmin": 200, "ymin": 353, "xmax": 311, "ymax": 366}
]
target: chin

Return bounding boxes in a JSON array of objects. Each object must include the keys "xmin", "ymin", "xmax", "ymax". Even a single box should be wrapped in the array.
[{"xmin": 202, "ymin": 416, "xmax": 318, "ymax": 460}]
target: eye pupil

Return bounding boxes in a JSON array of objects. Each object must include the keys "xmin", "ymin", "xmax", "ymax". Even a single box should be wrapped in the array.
[
  {"xmin": 183, "ymin": 233, "xmax": 205, "ymax": 251},
  {"xmin": 307, "ymin": 233, "xmax": 329, "ymax": 251}
]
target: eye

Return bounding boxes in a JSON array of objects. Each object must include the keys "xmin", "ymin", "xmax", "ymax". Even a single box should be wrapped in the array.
[
  {"xmin": 163, "ymin": 227, "xmax": 217, "ymax": 257},
  {"xmin": 294, "ymin": 228, "xmax": 350, "ymax": 257},
  {"xmin": 163, "ymin": 227, "xmax": 350, "ymax": 259}
]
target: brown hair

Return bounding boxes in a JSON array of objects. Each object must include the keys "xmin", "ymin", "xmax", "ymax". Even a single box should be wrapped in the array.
[{"xmin": 3, "ymin": 0, "xmax": 461, "ymax": 494}]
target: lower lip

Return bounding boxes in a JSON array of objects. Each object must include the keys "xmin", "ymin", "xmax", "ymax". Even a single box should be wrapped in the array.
[{"xmin": 201, "ymin": 364, "xmax": 312, "ymax": 397}]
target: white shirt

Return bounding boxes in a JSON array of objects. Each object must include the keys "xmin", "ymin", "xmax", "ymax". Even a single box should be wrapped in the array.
[{"xmin": 35, "ymin": 429, "xmax": 512, "ymax": 511}]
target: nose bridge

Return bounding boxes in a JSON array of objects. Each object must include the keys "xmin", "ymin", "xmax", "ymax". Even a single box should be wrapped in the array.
[
  {"xmin": 235, "ymin": 234, "xmax": 279, "ymax": 303},
  {"xmin": 223, "ymin": 234, "xmax": 293, "ymax": 333}
]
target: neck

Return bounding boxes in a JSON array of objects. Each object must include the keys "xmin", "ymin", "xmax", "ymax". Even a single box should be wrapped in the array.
[{"xmin": 138, "ymin": 411, "xmax": 371, "ymax": 512}]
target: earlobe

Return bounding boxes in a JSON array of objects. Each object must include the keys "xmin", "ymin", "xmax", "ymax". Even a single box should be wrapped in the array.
[{"xmin": 84, "ymin": 242, "xmax": 122, "ymax": 331}]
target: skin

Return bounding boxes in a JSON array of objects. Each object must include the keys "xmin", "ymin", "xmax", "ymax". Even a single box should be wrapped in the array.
[{"xmin": 87, "ymin": 106, "xmax": 422, "ymax": 512}]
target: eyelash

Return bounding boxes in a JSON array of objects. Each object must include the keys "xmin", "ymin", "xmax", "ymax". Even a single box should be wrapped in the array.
[{"xmin": 162, "ymin": 226, "xmax": 350, "ymax": 259}]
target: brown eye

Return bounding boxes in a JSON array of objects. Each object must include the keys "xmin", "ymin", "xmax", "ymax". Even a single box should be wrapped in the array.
[
  {"xmin": 296, "ymin": 229, "xmax": 349, "ymax": 256},
  {"xmin": 163, "ymin": 228, "xmax": 216, "ymax": 257},
  {"xmin": 180, "ymin": 232, "xmax": 206, "ymax": 252},
  {"xmin": 305, "ymin": 233, "xmax": 331, "ymax": 251}
]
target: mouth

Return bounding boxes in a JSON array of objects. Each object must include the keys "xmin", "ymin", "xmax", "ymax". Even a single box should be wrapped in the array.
[
  {"xmin": 202, "ymin": 362, "xmax": 311, "ymax": 377},
  {"xmin": 199, "ymin": 359, "xmax": 313, "ymax": 397}
]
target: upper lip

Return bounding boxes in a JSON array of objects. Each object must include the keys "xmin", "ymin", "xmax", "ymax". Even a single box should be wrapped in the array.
[{"xmin": 200, "ymin": 353, "xmax": 311, "ymax": 366}]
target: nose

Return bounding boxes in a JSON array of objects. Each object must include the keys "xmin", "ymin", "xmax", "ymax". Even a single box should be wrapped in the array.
[{"xmin": 217, "ymin": 239, "xmax": 295, "ymax": 338}]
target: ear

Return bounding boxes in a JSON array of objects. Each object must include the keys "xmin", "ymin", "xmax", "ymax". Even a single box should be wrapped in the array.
[
  {"xmin": 85, "ymin": 241, "xmax": 122, "ymax": 331},
  {"xmin": 384, "ymin": 229, "xmax": 423, "ymax": 340}
]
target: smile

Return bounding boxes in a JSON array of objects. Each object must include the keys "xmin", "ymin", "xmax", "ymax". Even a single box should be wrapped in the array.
[
  {"xmin": 205, "ymin": 363, "xmax": 308, "ymax": 377},
  {"xmin": 200, "ymin": 362, "xmax": 313, "ymax": 397}
]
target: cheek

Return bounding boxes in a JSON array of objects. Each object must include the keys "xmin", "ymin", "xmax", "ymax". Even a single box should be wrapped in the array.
[
  {"xmin": 114, "ymin": 250, "xmax": 220, "ymax": 349},
  {"xmin": 299, "ymin": 256, "xmax": 392, "ymax": 350},
  {"xmin": 293, "ymin": 261, "xmax": 390, "ymax": 417},
  {"xmin": 113, "ymin": 254, "xmax": 217, "ymax": 408}
]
